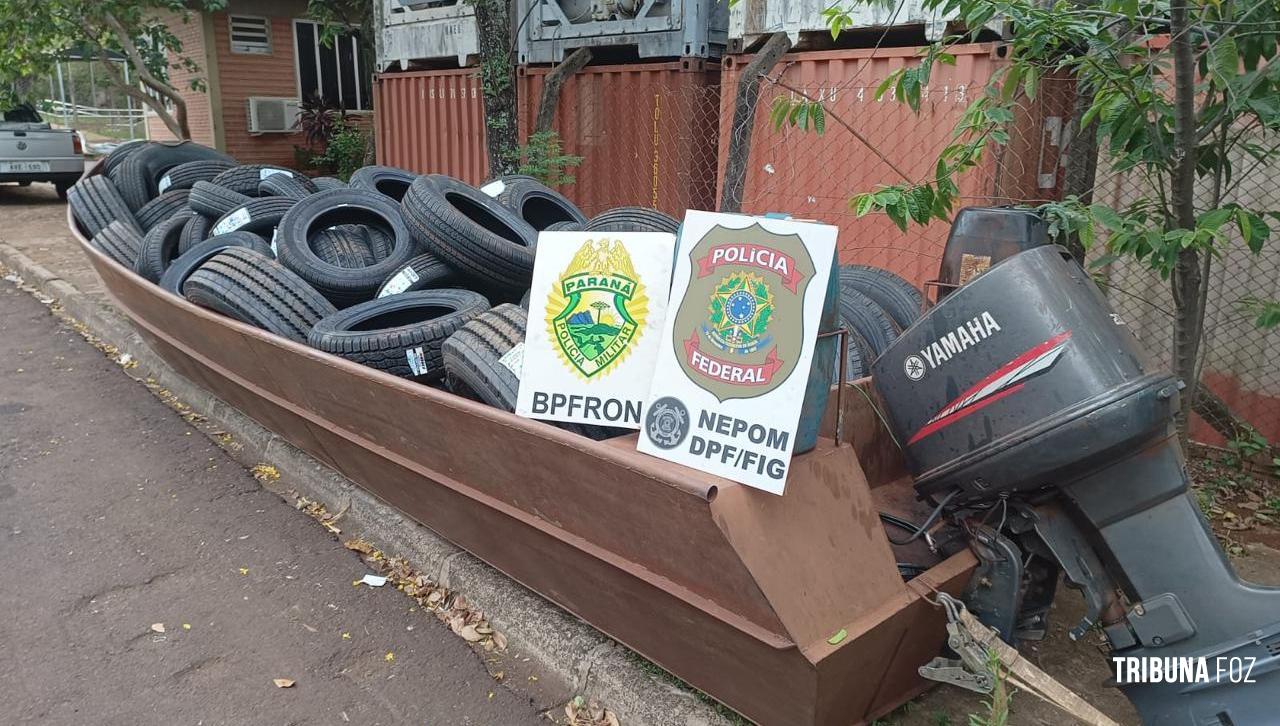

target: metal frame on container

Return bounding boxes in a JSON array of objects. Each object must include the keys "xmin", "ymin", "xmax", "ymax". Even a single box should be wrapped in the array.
[
  {"xmin": 376, "ymin": 0, "xmax": 479, "ymax": 70},
  {"xmin": 516, "ymin": 0, "xmax": 729, "ymax": 64}
]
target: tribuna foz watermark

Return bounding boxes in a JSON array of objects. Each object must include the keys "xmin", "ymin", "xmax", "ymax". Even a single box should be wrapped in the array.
[{"xmin": 1113, "ymin": 656, "xmax": 1258, "ymax": 684}]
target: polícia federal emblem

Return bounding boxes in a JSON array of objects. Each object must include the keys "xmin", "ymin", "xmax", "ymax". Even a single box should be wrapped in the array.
[
  {"xmin": 546, "ymin": 238, "xmax": 649, "ymax": 379},
  {"xmin": 704, "ymin": 271, "xmax": 774, "ymax": 355}
]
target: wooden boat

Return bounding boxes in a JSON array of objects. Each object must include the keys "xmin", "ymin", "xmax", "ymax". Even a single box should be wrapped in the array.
[{"xmin": 67, "ymin": 165, "xmax": 976, "ymax": 726}]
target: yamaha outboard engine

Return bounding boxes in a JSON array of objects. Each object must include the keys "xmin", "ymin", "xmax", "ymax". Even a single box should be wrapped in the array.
[{"xmin": 873, "ymin": 245, "xmax": 1280, "ymax": 724}]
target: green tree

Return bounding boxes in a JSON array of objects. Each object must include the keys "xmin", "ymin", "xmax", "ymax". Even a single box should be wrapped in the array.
[
  {"xmin": 773, "ymin": 0, "xmax": 1280, "ymax": 440},
  {"xmin": 0, "ymin": 0, "xmax": 228, "ymax": 139}
]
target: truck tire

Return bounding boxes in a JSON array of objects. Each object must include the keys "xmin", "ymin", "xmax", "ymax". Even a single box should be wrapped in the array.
[
  {"xmin": 311, "ymin": 226, "xmax": 376, "ymax": 269},
  {"xmin": 183, "ymin": 247, "xmax": 336, "ymax": 343},
  {"xmin": 836, "ymin": 285, "xmax": 898, "ymax": 358},
  {"xmin": 190, "ymin": 181, "xmax": 252, "ymax": 217},
  {"xmin": 155, "ymin": 159, "xmax": 235, "ymax": 193},
  {"xmin": 401, "ymin": 175, "xmax": 538, "ymax": 292},
  {"xmin": 375, "ymin": 252, "xmax": 458, "ymax": 298},
  {"xmin": 210, "ymin": 165, "xmax": 300, "ymax": 196},
  {"xmin": 159, "ymin": 232, "xmax": 273, "ymax": 295},
  {"xmin": 209, "ymin": 196, "xmax": 297, "ymax": 238},
  {"xmin": 276, "ymin": 188, "xmax": 417, "ymax": 306},
  {"xmin": 442, "ymin": 304, "xmax": 625, "ymax": 440},
  {"xmin": 258, "ymin": 173, "xmax": 317, "ymax": 200},
  {"xmin": 134, "ymin": 214, "xmax": 189, "ymax": 282},
  {"xmin": 89, "ymin": 220, "xmax": 144, "ymax": 269},
  {"xmin": 178, "ymin": 213, "xmax": 214, "ymax": 255},
  {"xmin": 494, "ymin": 177, "xmax": 587, "ymax": 230},
  {"xmin": 134, "ymin": 189, "xmax": 192, "ymax": 232},
  {"xmin": 839, "ymin": 265, "xmax": 922, "ymax": 330},
  {"xmin": 308, "ymin": 289, "xmax": 489, "ymax": 381},
  {"xmin": 585, "ymin": 207, "xmax": 679, "ymax": 233},
  {"xmin": 350, "ymin": 165, "xmax": 417, "ymax": 201},
  {"xmin": 115, "ymin": 141, "xmax": 236, "ymax": 211},
  {"xmin": 68, "ymin": 175, "xmax": 141, "ymax": 238}
]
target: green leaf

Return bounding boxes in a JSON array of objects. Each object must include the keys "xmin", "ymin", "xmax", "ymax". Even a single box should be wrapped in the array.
[
  {"xmin": 1089, "ymin": 204, "xmax": 1125, "ymax": 233},
  {"xmin": 1207, "ymin": 35, "xmax": 1239, "ymax": 91},
  {"xmin": 885, "ymin": 201, "xmax": 909, "ymax": 232},
  {"xmin": 811, "ymin": 103, "xmax": 826, "ymax": 135},
  {"xmin": 853, "ymin": 193, "xmax": 877, "ymax": 217},
  {"xmin": 1198, "ymin": 207, "xmax": 1234, "ymax": 232},
  {"xmin": 769, "ymin": 96, "xmax": 790, "ymax": 130}
]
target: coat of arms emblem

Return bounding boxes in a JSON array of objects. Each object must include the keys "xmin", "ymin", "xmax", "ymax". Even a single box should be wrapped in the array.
[
  {"xmin": 545, "ymin": 238, "xmax": 649, "ymax": 379},
  {"xmin": 674, "ymin": 223, "xmax": 815, "ymax": 401}
]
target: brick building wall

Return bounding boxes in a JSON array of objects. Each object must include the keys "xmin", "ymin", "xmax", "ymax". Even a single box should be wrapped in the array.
[{"xmin": 146, "ymin": 11, "xmax": 216, "ymax": 146}]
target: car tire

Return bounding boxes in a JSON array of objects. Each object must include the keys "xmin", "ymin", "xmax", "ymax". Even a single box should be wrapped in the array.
[
  {"xmin": 258, "ymin": 173, "xmax": 317, "ymax": 200},
  {"xmin": 134, "ymin": 189, "xmax": 192, "ymax": 231},
  {"xmin": 89, "ymin": 220, "xmax": 144, "ymax": 269},
  {"xmin": 839, "ymin": 265, "xmax": 922, "ymax": 331},
  {"xmin": 101, "ymin": 140, "xmax": 147, "ymax": 179},
  {"xmin": 155, "ymin": 159, "xmax": 236, "ymax": 193},
  {"xmin": 401, "ymin": 175, "xmax": 538, "ymax": 293},
  {"xmin": 160, "ymin": 232, "xmax": 273, "ymax": 295},
  {"xmin": 442, "ymin": 304, "xmax": 625, "ymax": 440},
  {"xmin": 134, "ymin": 214, "xmax": 190, "ymax": 282},
  {"xmin": 375, "ymin": 252, "xmax": 459, "ymax": 298},
  {"xmin": 178, "ymin": 213, "xmax": 215, "ymax": 255},
  {"xmin": 68, "ymin": 175, "xmax": 141, "ymax": 238},
  {"xmin": 494, "ymin": 177, "xmax": 587, "ymax": 230},
  {"xmin": 831, "ymin": 325, "xmax": 872, "ymax": 384},
  {"xmin": 544, "ymin": 220, "xmax": 582, "ymax": 232},
  {"xmin": 276, "ymin": 188, "xmax": 417, "ymax": 306},
  {"xmin": 308, "ymin": 289, "xmax": 489, "ymax": 381},
  {"xmin": 189, "ymin": 181, "xmax": 252, "ymax": 217},
  {"xmin": 311, "ymin": 226, "xmax": 376, "ymax": 269},
  {"xmin": 209, "ymin": 165, "xmax": 300, "ymax": 196},
  {"xmin": 585, "ymin": 206, "xmax": 679, "ymax": 233},
  {"xmin": 349, "ymin": 165, "xmax": 417, "ymax": 201},
  {"xmin": 836, "ymin": 285, "xmax": 898, "ymax": 357},
  {"xmin": 115, "ymin": 141, "xmax": 235, "ymax": 211},
  {"xmin": 183, "ymin": 247, "xmax": 336, "ymax": 343},
  {"xmin": 209, "ymin": 196, "xmax": 297, "ymax": 238},
  {"xmin": 312, "ymin": 176, "xmax": 347, "ymax": 190}
]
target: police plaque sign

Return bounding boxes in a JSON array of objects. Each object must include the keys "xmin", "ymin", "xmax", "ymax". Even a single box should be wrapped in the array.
[
  {"xmin": 637, "ymin": 211, "xmax": 836, "ymax": 494},
  {"xmin": 515, "ymin": 231, "xmax": 676, "ymax": 429}
]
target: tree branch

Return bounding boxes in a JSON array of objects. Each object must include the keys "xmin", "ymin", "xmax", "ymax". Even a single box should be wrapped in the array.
[{"xmin": 101, "ymin": 11, "xmax": 190, "ymax": 139}]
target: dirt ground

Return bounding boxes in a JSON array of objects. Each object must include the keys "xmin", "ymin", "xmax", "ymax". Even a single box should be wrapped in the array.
[{"xmin": 5, "ymin": 179, "xmax": 1280, "ymax": 725}]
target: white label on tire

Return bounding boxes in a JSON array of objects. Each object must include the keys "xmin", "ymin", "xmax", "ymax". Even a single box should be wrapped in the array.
[
  {"xmin": 378, "ymin": 266, "xmax": 420, "ymax": 297},
  {"xmin": 406, "ymin": 346, "xmax": 428, "ymax": 376},
  {"xmin": 480, "ymin": 180, "xmax": 505, "ymax": 197},
  {"xmin": 498, "ymin": 342, "xmax": 525, "ymax": 379},
  {"xmin": 213, "ymin": 207, "xmax": 252, "ymax": 235},
  {"xmin": 259, "ymin": 167, "xmax": 292, "ymax": 180},
  {"xmin": 270, "ymin": 227, "xmax": 279, "ymax": 257},
  {"xmin": 157, "ymin": 174, "xmax": 173, "ymax": 194}
]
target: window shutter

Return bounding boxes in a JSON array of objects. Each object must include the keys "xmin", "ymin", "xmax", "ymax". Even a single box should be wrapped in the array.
[{"xmin": 230, "ymin": 16, "xmax": 272, "ymax": 55}]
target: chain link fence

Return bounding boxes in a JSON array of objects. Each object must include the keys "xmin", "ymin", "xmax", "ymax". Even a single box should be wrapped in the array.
[{"xmin": 531, "ymin": 52, "xmax": 1277, "ymax": 449}]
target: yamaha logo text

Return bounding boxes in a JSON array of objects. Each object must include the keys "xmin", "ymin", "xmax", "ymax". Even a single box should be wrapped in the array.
[{"xmin": 906, "ymin": 312, "xmax": 1002, "ymax": 379}]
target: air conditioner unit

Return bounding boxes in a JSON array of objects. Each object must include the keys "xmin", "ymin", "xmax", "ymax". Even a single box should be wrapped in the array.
[{"xmin": 247, "ymin": 97, "xmax": 300, "ymax": 134}]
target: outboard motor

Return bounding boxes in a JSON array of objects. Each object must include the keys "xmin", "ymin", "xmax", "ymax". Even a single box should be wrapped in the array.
[{"xmin": 873, "ymin": 245, "xmax": 1280, "ymax": 724}]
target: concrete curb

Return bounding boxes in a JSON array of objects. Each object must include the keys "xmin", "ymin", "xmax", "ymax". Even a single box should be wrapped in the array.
[{"xmin": 0, "ymin": 242, "xmax": 738, "ymax": 726}]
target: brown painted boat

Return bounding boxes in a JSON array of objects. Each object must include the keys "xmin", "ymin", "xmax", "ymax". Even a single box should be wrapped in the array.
[{"xmin": 68, "ymin": 163, "xmax": 976, "ymax": 726}]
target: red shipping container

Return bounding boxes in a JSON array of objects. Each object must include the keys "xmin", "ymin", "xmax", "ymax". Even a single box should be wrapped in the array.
[
  {"xmin": 374, "ymin": 68, "xmax": 490, "ymax": 185},
  {"xmin": 517, "ymin": 61, "xmax": 723, "ymax": 218},
  {"xmin": 717, "ymin": 44, "xmax": 1074, "ymax": 288}
]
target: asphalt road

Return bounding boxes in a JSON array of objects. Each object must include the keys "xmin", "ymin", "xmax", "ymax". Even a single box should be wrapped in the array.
[{"xmin": 0, "ymin": 279, "xmax": 542, "ymax": 725}]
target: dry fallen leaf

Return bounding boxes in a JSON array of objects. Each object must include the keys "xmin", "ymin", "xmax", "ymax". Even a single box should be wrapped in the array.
[
  {"xmin": 459, "ymin": 624, "xmax": 483, "ymax": 642},
  {"xmin": 150, "ymin": 623, "xmax": 166, "ymax": 634},
  {"xmin": 385, "ymin": 651, "xmax": 395, "ymax": 662},
  {"xmin": 273, "ymin": 678, "xmax": 295, "ymax": 688},
  {"xmin": 493, "ymin": 632, "xmax": 508, "ymax": 650}
]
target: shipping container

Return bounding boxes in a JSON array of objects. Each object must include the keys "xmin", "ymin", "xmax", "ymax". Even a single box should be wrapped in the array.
[
  {"xmin": 728, "ymin": 0, "xmax": 1003, "ymax": 51},
  {"xmin": 716, "ymin": 44, "xmax": 1074, "ymax": 288},
  {"xmin": 516, "ymin": 0, "xmax": 729, "ymax": 64},
  {"xmin": 373, "ymin": 68, "xmax": 489, "ymax": 184},
  {"xmin": 376, "ymin": 0, "xmax": 478, "ymax": 71},
  {"xmin": 517, "ymin": 60, "xmax": 722, "ymax": 217}
]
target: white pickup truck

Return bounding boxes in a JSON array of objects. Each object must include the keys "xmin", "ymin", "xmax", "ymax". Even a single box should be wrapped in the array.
[{"xmin": 1, "ymin": 104, "xmax": 85, "ymax": 199}]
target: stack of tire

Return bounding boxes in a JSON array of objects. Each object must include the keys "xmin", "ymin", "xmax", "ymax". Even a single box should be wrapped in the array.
[
  {"xmin": 69, "ymin": 141, "xmax": 678, "ymax": 440},
  {"xmin": 832, "ymin": 265, "xmax": 923, "ymax": 382}
]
